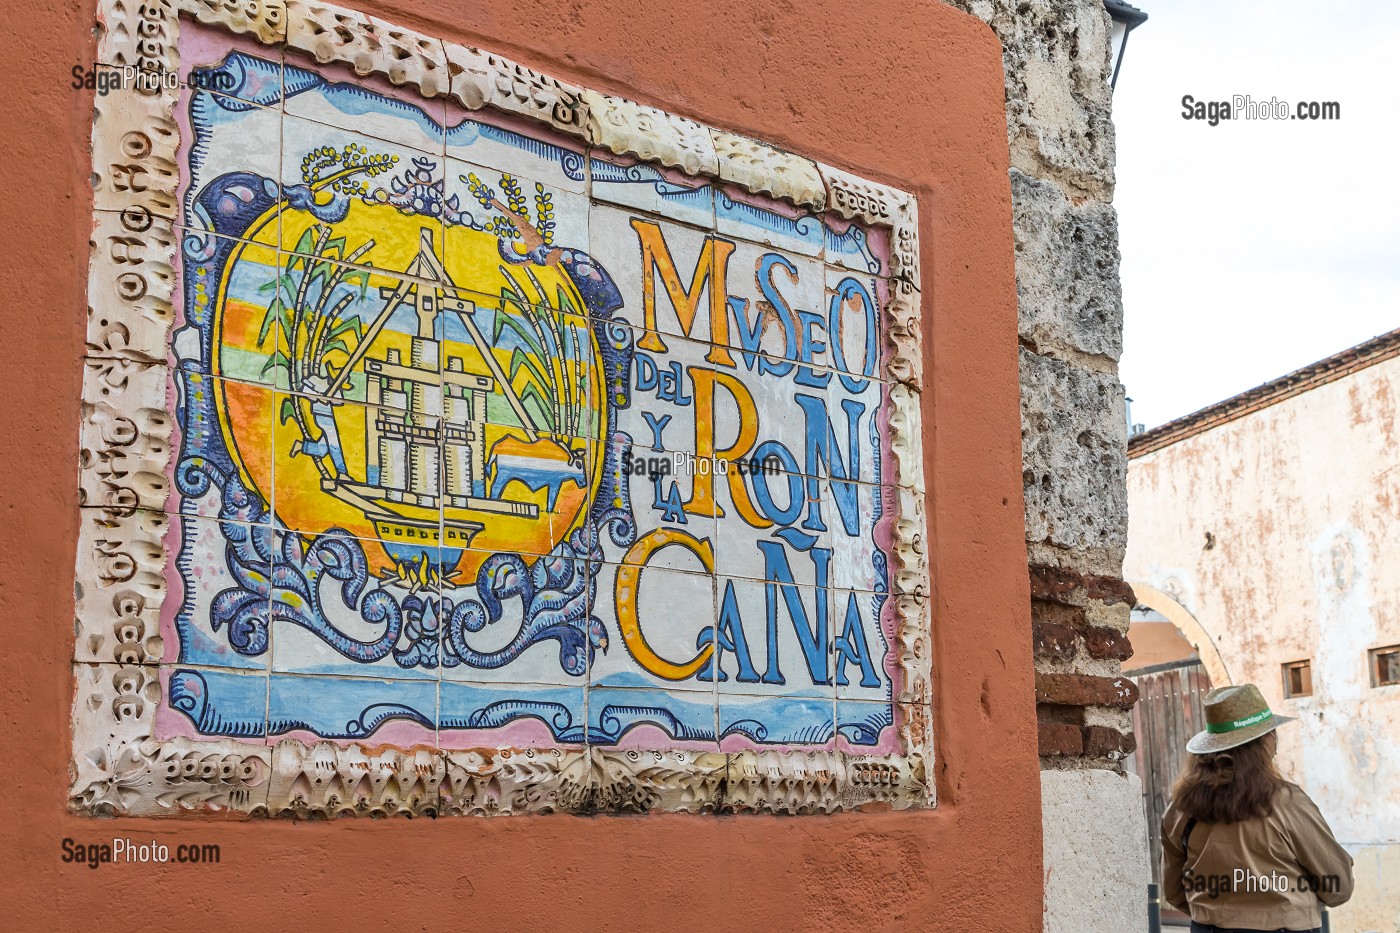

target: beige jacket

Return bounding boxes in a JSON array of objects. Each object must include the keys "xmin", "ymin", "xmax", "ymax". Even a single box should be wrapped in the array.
[{"xmin": 1162, "ymin": 782, "xmax": 1354, "ymax": 931}]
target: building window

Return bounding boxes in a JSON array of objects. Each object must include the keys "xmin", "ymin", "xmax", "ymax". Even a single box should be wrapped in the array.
[
  {"xmin": 1370, "ymin": 646, "xmax": 1400, "ymax": 687},
  {"xmin": 1283, "ymin": 660, "xmax": 1313, "ymax": 698}
]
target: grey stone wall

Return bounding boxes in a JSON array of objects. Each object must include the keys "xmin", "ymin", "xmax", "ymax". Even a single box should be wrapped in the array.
[
  {"xmin": 944, "ymin": 4, "xmax": 1149, "ymax": 926},
  {"xmin": 941, "ymin": 0, "xmax": 1136, "ymax": 770}
]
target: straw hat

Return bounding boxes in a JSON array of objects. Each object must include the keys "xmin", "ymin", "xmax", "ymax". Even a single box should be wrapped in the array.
[{"xmin": 1186, "ymin": 684, "xmax": 1296, "ymax": 754}]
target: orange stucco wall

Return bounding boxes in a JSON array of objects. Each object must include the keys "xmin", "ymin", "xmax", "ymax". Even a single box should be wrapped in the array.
[
  {"xmin": 1125, "ymin": 622, "xmax": 1198, "ymax": 671},
  {"xmin": 0, "ymin": 1, "xmax": 1037, "ymax": 929}
]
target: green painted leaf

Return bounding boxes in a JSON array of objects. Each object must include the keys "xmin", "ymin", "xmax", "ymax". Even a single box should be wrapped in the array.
[
  {"xmin": 499, "ymin": 285, "xmax": 527, "ymax": 314},
  {"xmin": 328, "ymin": 317, "xmax": 362, "ymax": 339},
  {"xmin": 263, "ymin": 349, "xmax": 291, "ymax": 377},
  {"xmin": 257, "ymin": 297, "xmax": 285, "ymax": 346},
  {"xmin": 519, "ymin": 383, "xmax": 555, "ymax": 432},
  {"xmin": 556, "ymin": 285, "xmax": 580, "ymax": 316},
  {"xmin": 343, "ymin": 270, "xmax": 369, "ymax": 298},
  {"xmin": 508, "ymin": 346, "xmax": 550, "ymax": 390},
  {"xmin": 495, "ymin": 314, "xmax": 544, "ymax": 357},
  {"xmin": 294, "ymin": 228, "xmax": 315, "ymax": 256}
]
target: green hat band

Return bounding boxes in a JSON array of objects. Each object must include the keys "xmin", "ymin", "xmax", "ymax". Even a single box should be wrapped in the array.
[{"xmin": 1205, "ymin": 709, "xmax": 1272, "ymax": 734}]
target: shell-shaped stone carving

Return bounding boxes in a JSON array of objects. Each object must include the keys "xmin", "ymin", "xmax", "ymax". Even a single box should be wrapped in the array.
[
  {"xmin": 78, "ymin": 358, "xmax": 171, "ymax": 516},
  {"xmin": 98, "ymin": 0, "xmax": 178, "ymax": 72},
  {"xmin": 88, "ymin": 208, "xmax": 175, "ymax": 362},
  {"xmin": 820, "ymin": 161, "xmax": 921, "ymax": 293},
  {"xmin": 287, "ymin": 2, "xmax": 448, "ymax": 95},
  {"xmin": 582, "ymin": 91, "xmax": 718, "ymax": 177},
  {"xmin": 712, "ymin": 130, "xmax": 825, "ymax": 211},
  {"xmin": 91, "ymin": 89, "xmax": 179, "ymax": 220},
  {"xmin": 73, "ymin": 507, "xmax": 169, "ymax": 669},
  {"xmin": 445, "ymin": 43, "xmax": 588, "ymax": 137},
  {"xmin": 176, "ymin": 0, "xmax": 286, "ymax": 43}
]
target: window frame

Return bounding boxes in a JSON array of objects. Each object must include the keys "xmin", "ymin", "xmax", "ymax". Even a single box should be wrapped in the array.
[
  {"xmin": 1369, "ymin": 645, "xmax": 1400, "ymax": 688},
  {"xmin": 1282, "ymin": 659, "xmax": 1313, "ymax": 699}
]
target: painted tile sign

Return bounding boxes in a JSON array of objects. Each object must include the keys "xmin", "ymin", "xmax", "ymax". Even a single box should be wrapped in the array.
[{"xmin": 75, "ymin": 0, "xmax": 929, "ymax": 815}]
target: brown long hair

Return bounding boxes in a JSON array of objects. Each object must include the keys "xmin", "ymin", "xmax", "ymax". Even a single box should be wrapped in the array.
[{"xmin": 1171, "ymin": 731, "xmax": 1286, "ymax": 824}]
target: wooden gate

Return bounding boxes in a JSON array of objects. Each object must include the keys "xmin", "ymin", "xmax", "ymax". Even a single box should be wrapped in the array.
[{"xmin": 1128, "ymin": 659, "xmax": 1213, "ymax": 892}]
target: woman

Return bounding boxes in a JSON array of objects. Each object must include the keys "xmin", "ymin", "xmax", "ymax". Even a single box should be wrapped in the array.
[{"xmin": 1162, "ymin": 684, "xmax": 1353, "ymax": 933}]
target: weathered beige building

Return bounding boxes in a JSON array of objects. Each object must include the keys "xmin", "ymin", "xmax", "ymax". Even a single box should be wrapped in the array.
[{"xmin": 1126, "ymin": 329, "xmax": 1400, "ymax": 933}]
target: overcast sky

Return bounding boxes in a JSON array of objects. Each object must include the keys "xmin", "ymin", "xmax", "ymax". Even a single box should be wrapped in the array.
[{"xmin": 1113, "ymin": 0, "xmax": 1400, "ymax": 429}]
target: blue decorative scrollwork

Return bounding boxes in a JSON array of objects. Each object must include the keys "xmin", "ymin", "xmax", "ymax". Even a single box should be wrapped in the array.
[
  {"xmin": 457, "ymin": 699, "xmax": 586, "ymax": 741},
  {"xmin": 825, "ymin": 224, "xmax": 882, "ymax": 275},
  {"xmin": 270, "ymin": 528, "xmax": 406, "ymax": 664},
  {"xmin": 169, "ymin": 669, "xmax": 267, "ymax": 737},
  {"xmin": 443, "ymin": 527, "xmax": 601, "ymax": 676}
]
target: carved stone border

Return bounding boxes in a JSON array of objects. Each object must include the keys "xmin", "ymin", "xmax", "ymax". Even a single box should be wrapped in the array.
[{"xmin": 75, "ymin": 0, "xmax": 931, "ymax": 817}]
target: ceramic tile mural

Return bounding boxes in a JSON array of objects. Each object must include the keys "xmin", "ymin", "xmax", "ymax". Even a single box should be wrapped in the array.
[{"xmin": 74, "ymin": 0, "xmax": 930, "ymax": 816}]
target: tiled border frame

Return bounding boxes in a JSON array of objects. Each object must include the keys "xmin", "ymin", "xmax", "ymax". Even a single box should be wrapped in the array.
[{"xmin": 73, "ymin": 0, "xmax": 931, "ymax": 817}]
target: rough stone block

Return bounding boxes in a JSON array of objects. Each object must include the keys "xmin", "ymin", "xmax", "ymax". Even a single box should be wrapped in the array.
[
  {"xmin": 1033, "ymin": 619, "xmax": 1078, "ymax": 661},
  {"xmin": 1041, "ymin": 769, "xmax": 1148, "ymax": 933},
  {"xmin": 1082, "ymin": 706, "xmax": 1134, "ymax": 733},
  {"xmin": 943, "ymin": 0, "xmax": 1117, "ymax": 197},
  {"xmin": 1011, "ymin": 169, "xmax": 1123, "ymax": 361},
  {"xmin": 1020, "ymin": 348, "xmax": 1128, "ymax": 556},
  {"xmin": 1029, "ymin": 565, "xmax": 1135, "ymax": 607},
  {"xmin": 1027, "ymin": 540, "xmax": 1125, "ymax": 582}
]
